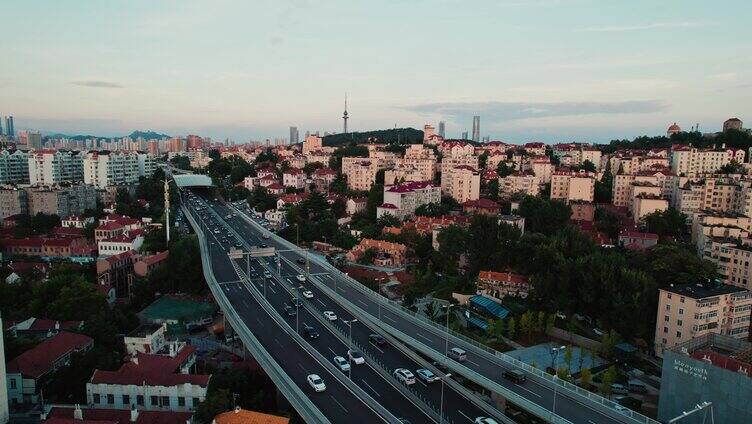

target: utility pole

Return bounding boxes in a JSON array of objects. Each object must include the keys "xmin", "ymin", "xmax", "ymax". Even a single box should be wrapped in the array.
[{"xmin": 164, "ymin": 179, "xmax": 171, "ymax": 245}]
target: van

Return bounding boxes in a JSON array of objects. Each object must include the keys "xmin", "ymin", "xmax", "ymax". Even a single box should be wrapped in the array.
[
  {"xmin": 504, "ymin": 369, "xmax": 526, "ymax": 384},
  {"xmin": 611, "ymin": 383, "xmax": 628, "ymax": 395},
  {"xmin": 447, "ymin": 347, "xmax": 467, "ymax": 362},
  {"xmin": 627, "ymin": 380, "xmax": 647, "ymax": 393}
]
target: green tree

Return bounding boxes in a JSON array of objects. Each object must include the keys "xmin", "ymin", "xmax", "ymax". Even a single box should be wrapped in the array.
[
  {"xmin": 563, "ymin": 345, "xmax": 574, "ymax": 373},
  {"xmin": 643, "ymin": 208, "xmax": 687, "ymax": 239},
  {"xmin": 518, "ymin": 196, "xmax": 571, "ymax": 235},
  {"xmin": 536, "ymin": 311, "xmax": 546, "ymax": 334},
  {"xmin": 507, "ymin": 317, "xmax": 516, "ymax": 340},
  {"xmin": 496, "ymin": 162, "xmax": 515, "ymax": 177},
  {"xmin": 600, "ymin": 365, "xmax": 618, "ymax": 396},
  {"xmin": 358, "ymin": 248, "xmax": 377, "ymax": 265},
  {"xmin": 580, "ymin": 367, "xmax": 592, "ymax": 389}
]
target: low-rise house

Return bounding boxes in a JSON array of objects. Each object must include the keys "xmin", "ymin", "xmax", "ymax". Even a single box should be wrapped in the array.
[
  {"xmin": 42, "ymin": 405, "xmax": 193, "ymax": 424},
  {"xmin": 61, "ymin": 215, "xmax": 94, "ymax": 228},
  {"xmin": 97, "ymin": 250, "xmax": 138, "ymax": 298},
  {"xmin": 618, "ymin": 230, "xmax": 659, "ymax": 250},
  {"xmin": 462, "ymin": 198, "xmax": 500, "ymax": 216},
  {"xmin": 346, "ymin": 238, "xmax": 407, "ymax": 267},
  {"xmin": 213, "ymin": 407, "xmax": 289, "ymax": 424},
  {"xmin": 282, "ymin": 168, "xmax": 306, "ymax": 189},
  {"xmin": 346, "ymin": 197, "xmax": 367, "ymax": 216},
  {"xmin": 5, "ymin": 317, "xmax": 83, "ymax": 341},
  {"xmin": 498, "ymin": 215, "xmax": 525, "ymax": 234},
  {"xmin": 476, "ymin": 270, "xmax": 531, "ymax": 300},
  {"xmin": 6, "ymin": 332, "xmax": 94, "ymax": 406},
  {"xmin": 133, "ymin": 251, "xmax": 169, "ymax": 278},
  {"xmin": 98, "ymin": 231, "xmax": 145, "ymax": 257},
  {"xmin": 377, "ymin": 181, "xmax": 440, "ymax": 220}
]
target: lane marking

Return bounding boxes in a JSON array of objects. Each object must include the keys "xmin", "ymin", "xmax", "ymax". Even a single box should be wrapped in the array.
[
  {"xmin": 360, "ymin": 379, "xmax": 381, "ymax": 398},
  {"xmin": 327, "ymin": 347, "xmax": 337, "ymax": 356},
  {"xmin": 416, "ymin": 333, "xmax": 433, "ymax": 343},
  {"xmin": 330, "ymin": 395, "xmax": 348, "ymax": 413},
  {"xmin": 518, "ymin": 385, "xmax": 543, "ymax": 399},
  {"xmin": 357, "ymin": 299, "xmax": 368, "ymax": 307},
  {"xmin": 458, "ymin": 410, "xmax": 473, "ymax": 422},
  {"xmin": 467, "ymin": 359, "xmax": 481, "ymax": 367},
  {"xmin": 383, "ymin": 315, "xmax": 397, "ymax": 323},
  {"xmin": 316, "ymin": 299, "xmax": 327, "ymax": 307}
]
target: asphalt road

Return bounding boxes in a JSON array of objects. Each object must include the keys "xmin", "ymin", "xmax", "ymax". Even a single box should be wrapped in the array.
[{"xmin": 204, "ymin": 196, "xmax": 638, "ymax": 424}]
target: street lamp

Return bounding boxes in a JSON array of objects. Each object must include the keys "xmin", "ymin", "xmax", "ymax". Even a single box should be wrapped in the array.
[
  {"xmin": 342, "ymin": 318, "xmax": 358, "ymax": 379},
  {"xmin": 296, "ymin": 285, "xmax": 304, "ymax": 334},
  {"xmin": 442, "ymin": 304, "xmax": 457, "ymax": 360},
  {"xmin": 439, "ymin": 373, "xmax": 452, "ymax": 424},
  {"xmin": 550, "ymin": 345, "xmax": 565, "ymax": 416},
  {"xmin": 377, "ymin": 278, "xmax": 388, "ymax": 320}
]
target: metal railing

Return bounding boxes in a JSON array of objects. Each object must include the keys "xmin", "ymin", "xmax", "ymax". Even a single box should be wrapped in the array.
[{"xmin": 234, "ymin": 206, "xmax": 660, "ymax": 424}]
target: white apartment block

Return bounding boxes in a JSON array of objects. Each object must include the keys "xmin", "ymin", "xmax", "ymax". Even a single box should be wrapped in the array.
[
  {"xmin": 705, "ymin": 239, "xmax": 752, "ymax": 290},
  {"xmin": 441, "ymin": 165, "xmax": 480, "ymax": 203},
  {"xmin": 384, "ymin": 164, "xmax": 426, "ymax": 185},
  {"xmin": 499, "ymin": 173, "xmax": 540, "ymax": 198},
  {"xmin": 28, "ymin": 149, "xmax": 84, "ymax": 185},
  {"xmin": 342, "ymin": 158, "xmax": 380, "ymax": 191},
  {"xmin": 633, "ymin": 193, "xmax": 669, "ymax": 223},
  {"xmin": 282, "ymin": 168, "xmax": 306, "ymax": 189},
  {"xmin": 670, "ymin": 145, "xmax": 745, "ymax": 176},
  {"xmin": 84, "ymin": 151, "xmax": 156, "ymax": 189},
  {"xmin": 440, "ymin": 155, "xmax": 478, "ymax": 177},
  {"xmin": 608, "ymin": 149, "xmax": 670, "ymax": 175},
  {"xmin": 692, "ymin": 211, "xmax": 752, "ymax": 256},
  {"xmin": 550, "ymin": 170, "xmax": 595, "ymax": 203},
  {"xmin": 612, "ymin": 168, "xmax": 675, "ymax": 208},
  {"xmin": 376, "ymin": 181, "xmax": 440, "ymax": 220},
  {"xmin": 655, "ymin": 282, "xmax": 752, "ymax": 357},
  {"xmin": 0, "ymin": 150, "xmax": 30, "ymax": 184},
  {"xmin": 528, "ymin": 157, "xmax": 554, "ymax": 184}
]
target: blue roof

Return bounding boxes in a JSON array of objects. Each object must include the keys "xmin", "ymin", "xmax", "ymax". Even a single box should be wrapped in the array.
[
  {"xmin": 470, "ymin": 295, "xmax": 510, "ymax": 319},
  {"xmin": 616, "ymin": 342, "xmax": 637, "ymax": 353},
  {"xmin": 466, "ymin": 315, "xmax": 489, "ymax": 331}
]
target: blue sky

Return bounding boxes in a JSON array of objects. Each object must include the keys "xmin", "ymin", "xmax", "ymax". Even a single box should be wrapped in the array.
[{"xmin": 2, "ymin": 0, "xmax": 751, "ymax": 143}]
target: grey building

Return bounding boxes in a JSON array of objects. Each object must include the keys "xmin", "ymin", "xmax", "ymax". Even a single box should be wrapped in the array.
[
  {"xmin": 472, "ymin": 115, "xmax": 480, "ymax": 142},
  {"xmin": 0, "ymin": 187, "xmax": 28, "ymax": 219},
  {"xmin": 26, "ymin": 183, "xmax": 97, "ymax": 218},
  {"xmin": 438, "ymin": 121, "xmax": 446, "ymax": 138},
  {"xmin": 290, "ymin": 126, "xmax": 299, "ymax": 145},
  {"xmin": 0, "ymin": 150, "xmax": 30, "ymax": 184},
  {"xmin": 658, "ymin": 333, "xmax": 752, "ymax": 424}
]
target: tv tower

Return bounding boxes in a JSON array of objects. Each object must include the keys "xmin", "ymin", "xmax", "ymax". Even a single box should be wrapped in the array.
[{"xmin": 342, "ymin": 93, "xmax": 349, "ymax": 134}]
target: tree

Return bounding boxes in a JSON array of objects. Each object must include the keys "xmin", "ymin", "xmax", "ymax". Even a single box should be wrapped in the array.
[
  {"xmin": 507, "ymin": 317, "xmax": 516, "ymax": 339},
  {"xmin": 563, "ymin": 345, "xmax": 574, "ymax": 373},
  {"xmin": 600, "ymin": 330, "xmax": 620, "ymax": 359},
  {"xmin": 436, "ymin": 225, "xmax": 467, "ymax": 275},
  {"xmin": 600, "ymin": 365, "xmax": 618, "ymax": 396},
  {"xmin": 517, "ymin": 196, "xmax": 571, "ymax": 235},
  {"xmin": 643, "ymin": 208, "xmax": 687, "ymax": 240},
  {"xmin": 580, "ymin": 367, "xmax": 592, "ymax": 389},
  {"xmin": 536, "ymin": 311, "xmax": 546, "ymax": 334},
  {"xmin": 580, "ymin": 160, "xmax": 597, "ymax": 172},
  {"xmin": 497, "ymin": 162, "xmax": 515, "ymax": 178},
  {"xmin": 358, "ymin": 248, "xmax": 377, "ymax": 265}
]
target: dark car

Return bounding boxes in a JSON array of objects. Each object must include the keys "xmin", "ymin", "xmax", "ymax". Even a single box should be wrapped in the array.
[
  {"xmin": 504, "ymin": 369, "xmax": 526, "ymax": 384},
  {"xmin": 260, "ymin": 243, "xmax": 268, "ymax": 248},
  {"xmin": 613, "ymin": 395, "xmax": 642, "ymax": 411},
  {"xmin": 369, "ymin": 334, "xmax": 387, "ymax": 346},
  {"xmin": 284, "ymin": 306, "xmax": 296, "ymax": 317},
  {"xmin": 291, "ymin": 298, "xmax": 303, "ymax": 307},
  {"xmin": 297, "ymin": 258, "xmax": 306, "ymax": 265},
  {"xmin": 303, "ymin": 324, "xmax": 319, "ymax": 339}
]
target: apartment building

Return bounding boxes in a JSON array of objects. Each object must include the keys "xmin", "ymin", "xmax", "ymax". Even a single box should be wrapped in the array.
[
  {"xmin": 83, "ymin": 151, "xmax": 156, "ymax": 189},
  {"xmin": 670, "ymin": 145, "xmax": 745, "ymax": 176},
  {"xmin": 441, "ymin": 165, "xmax": 480, "ymax": 203},
  {"xmin": 551, "ymin": 143, "xmax": 602, "ymax": 168},
  {"xmin": 608, "ymin": 149, "xmax": 670, "ymax": 176},
  {"xmin": 692, "ymin": 211, "xmax": 752, "ymax": 256},
  {"xmin": 704, "ymin": 239, "xmax": 752, "ymax": 290},
  {"xmin": 345, "ymin": 238, "xmax": 407, "ymax": 267},
  {"xmin": 612, "ymin": 167, "xmax": 675, "ymax": 208},
  {"xmin": 0, "ymin": 187, "xmax": 27, "ymax": 219},
  {"xmin": 28, "ymin": 149, "xmax": 84, "ymax": 185},
  {"xmin": 498, "ymin": 172, "xmax": 540, "ymax": 198},
  {"xmin": 633, "ymin": 193, "xmax": 669, "ymax": 223},
  {"xmin": 654, "ymin": 282, "xmax": 752, "ymax": 357},
  {"xmin": 25, "ymin": 184, "xmax": 97, "ymax": 218},
  {"xmin": 550, "ymin": 170, "xmax": 595, "ymax": 203},
  {"xmin": 341, "ymin": 159, "xmax": 380, "ymax": 191},
  {"xmin": 282, "ymin": 168, "xmax": 306, "ymax": 189},
  {"xmin": 476, "ymin": 270, "xmax": 531, "ymax": 300},
  {"xmin": 0, "ymin": 150, "xmax": 30, "ymax": 184},
  {"xmin": 376, "ymin": 181, "xmax": 440, "ymax": 220},
  {"xmin": 528, "ymin": 156, "xmax": 554, "ymax": 184},
  {"xmin": 400, "ymin": 144, "xmax": 437, "ymax": 181}
]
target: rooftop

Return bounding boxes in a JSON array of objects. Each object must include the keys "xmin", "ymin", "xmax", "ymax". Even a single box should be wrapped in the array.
[
  {"xmin": 6, "ymin": 331, "xmax": 93, "ymax": 379},
  {"xmin": 213, "ymin": 408, "xmax": 290, "ymax": 424},
  {"xmin": 663, "ymin": 281, "xmax": 749, "ymax": 299}
]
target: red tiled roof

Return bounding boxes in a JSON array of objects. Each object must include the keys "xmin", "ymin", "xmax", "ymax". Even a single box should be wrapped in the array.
[
  {"xmin": 44, "ymin": 238, "xmax": 75, "ymax": 247},
  {"xmin": 379, "ymin": 203, "xmax": 398, "ymax": 209},
  {"xmin": 478, "ymin": 270, "xmax": 528, "ymax": 284},
  {"xmin": 385, "ymin": 181, "xmax": 436, "ymax": 193},
  {"xmin": 44, "ymin": 407, "xmax": 193, "ymax": 424},
  {"xmin": 89, "ymin": 345, "xmax": 209, "ymax": 387},
  {"xmin": 140, "ymin": 250, "xmax": 168, "ymax": 266},
  {"xmin": 266, "ymin": 182, "xmax": 285, "ymax": 190},
  {"xmin": 619, "ymin": 231, "xmax": 659, "ymax": 240},
  {"xmin": 2, "ymin": 237, "xmax": 44, "ymax": 248},
  {"xmin": 462, "ymin": 198, "xmax": 500, "ymax": 209},
  {"xmin": 313, "ymin": 167, "xmax": 337, "ymax": 176},
  {"xmin": 6, "ymin": 331, "xmax": 93, "ymax": 379},
  {"xmin": 53, "ymin": 226, "xmax": 85, "ymax": 237},
  {"xmin": 97, "ymin": 222, "xmax": 125, "ymax": 231}
]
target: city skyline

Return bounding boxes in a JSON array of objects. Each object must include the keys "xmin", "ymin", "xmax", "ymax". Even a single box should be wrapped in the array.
[{"xmin": 2, "ymin": 0, "xmax": 751, "ymax": 142}]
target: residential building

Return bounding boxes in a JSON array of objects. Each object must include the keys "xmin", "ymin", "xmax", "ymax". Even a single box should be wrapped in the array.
[
  {"xmin": 529, "ymin": 156, "xmax": 554, "ymax": 184},
  {"xmin": 25, "ymin": 183, "xmax": 97, "ymax": 218},
  {"xmin": 618, "ymin": 230, "xmax": 659, "ymax": 250},
  {"xmin": 476, "ymin": 270, "xmax": 530, "ymax": 300},
  {"xmin": 441, "ymin": 165, "xmax": 480, "ymax": 203},
  {"xmin": 97, "ymin": 250, "xmax": 138, "ymax": 298},
  {"xmin": 550, "ymin": 170, "xmax": 595, "ymax": 203},
  {"xmin": 0, "ymin": 186, "xmax": 27, "ymax": 219},
  {"xmin": 134, "ymin": 251, "xmax": 169, "ymax": 277},
  {"xmin": 213, "ymin": 407, "xmax": 288, "ymax": 424},
  {"xmin": 282, "ymin": 168, "xmax": 306, "ymax": 189},
  {"xmin": 341, "ymin": 158, "xmax": 380, "ymax": 191},
  {"xmin": 499, "ymin": 172, "xmax": 540, "ymax": 198},
  {"xmin": 98, "ymin": 231, "xmax": 145, "ymax": 256},
  {"xmin": 691, "ymin": 211, "xmax": 752, "ymax": 256},
  {"xmin": 658, "ymin": 333, "xmax": 752, "ymax": 424},
  {"xmin": 462, "ymin": 198, "xmax": 501, "ymax": 216},
  {"xmin": 570, "ymin": 201, "xmax": 595, "ymax": 222},
  {"xmin": 633, "ymin": 193, "xmax": 669, "ymax": 223},
  {"xmin": 0, "ymin": 150, "xmax": 29, "ymax": 184},
  {"xmin": 87, "ymin": 338, "xmax": 209, "ymax": 412},
  {"xmin": 5, "ymin": 317, "xmax": 83, "ymax": 341},
  {"xmin": 499, "ymin": 215, "xmax": 525, "ymax": 234},
  {"xmin": 62, "ymin": 215, "xmax": 94, "ymax": 228},
  {"xmin": 124, "ymin": 323, "xmax": 168, "ymax": 357},
  {"xmin": 612, "ymin": 167, "xmax": 675, "ymax": 208},
  {"xmin": 41, "ymin": 405, "xmax": 193, "ymax": 424},
  {"xmin": 346, "ymin": 238, "xmax": 407, "ymax": 267},
  {"xmin": 670, "ymin": 145, "xmax": 745, "ymax": 176},
  {"xmin": 28, "ymin": 150, "xmax": 84, "ymax": 185},
  {"xmin": 654, "ymin": 281, "xmax": 752, "ymax": 357},
  {"xmin": 376, "ymin": 181, "xmax": 440, "ymax": 220},
  {"xmin": 345, "ymin": 197, "xmax": 367, "ymax": 216},
  {"xmin": 6, "ymin": 332, "xmax": 93, "ymax": 405},
  {"xmin": 83, "ymin": 151, "xmax": 156, "ymax": 189}
]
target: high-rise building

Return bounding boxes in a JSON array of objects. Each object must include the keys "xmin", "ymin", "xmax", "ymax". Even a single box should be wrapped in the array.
[
  {"xmin": 461, "ymin": 131, "xmax": 469, "ymax": 140},
  {"xmin": 3, "ymin": 116, "xmax": 14, "ymax": 139},
  {"xmin": 290, "ymin": 126, "xmax": 299, "ymax": 145},
  {"xmin": 438, "ymin": 121, "xmax": 445, "ymax": 138},
  {"xmin": 28, "ymin": 149, "xmax": 85, "ymax": 185},
  {"xmin": 471, "ymin": 116, "xmax": 480, "ymax": 142},
  {"xmin": 28, "ymin": 131, "xmax": 42, "ymax": 149}
]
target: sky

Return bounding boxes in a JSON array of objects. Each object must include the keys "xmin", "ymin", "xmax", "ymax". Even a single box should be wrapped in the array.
[{"xmin": 2, "ymin": 0, "xmax": 751, "ymax": 143}]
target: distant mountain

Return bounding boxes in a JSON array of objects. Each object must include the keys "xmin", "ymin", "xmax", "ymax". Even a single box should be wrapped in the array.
[
  {"xmin": 128, "ymin": 130, "xmax": 170, "ymax": 140},
  {"xmin": 322, "ymin": 128, "xmax": 423, "ymax": 147}
]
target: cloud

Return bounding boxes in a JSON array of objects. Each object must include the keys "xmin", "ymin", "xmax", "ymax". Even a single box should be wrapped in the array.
[
  {"xmin": 401, "ymin": 100, "xmax": 668, "ymax": 123},
  {"xmin": 71, "ymin": 80, "xmax": 124, "ymax": 89},
  {"xmin": 574, "ymin": 22, "xmax": 711, "ymax": 33}
]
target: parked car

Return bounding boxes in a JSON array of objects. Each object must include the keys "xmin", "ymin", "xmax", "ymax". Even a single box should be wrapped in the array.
[
  {"xmin": 307, "ymin": 374, "xmax": 326, "ymax": 392},
  {"xmin": 613, "ymin": 395, "xmax": 642, "ymax": 411},
  {"xmin": 333, "ymin": 355, "xmax": 350, "ymax": 372},
  {"xmin": 348, "ymin": 349, "xmax": 365, "ymax": 365},
  {"xmin": 323, "ymin": 311, "xmax": 337, "ymax": 321},
  {"xmin": 264, "ymin": 271, "xmax": 272, "ymax": 278},
  {"xmin": 415, "ymin": 368, "xmax": 438, "ymax": 383},
  {"xmin": 284, "ymin": 306, "xmax": 296, "ymax": 317},
  {"xmin": 393, "ymin": 368, "xmax": 416, "ymax": 385},
  {"xmin": 297, "ymin": 258, "xmax": 306, "ymax": 265},
  {"xmin": 611, "ymin": 383, "xmax": 629, "ymax": 395},
  {"xmin": 504, "ymin": 369, "xmax": 526, "ymax": 384}
]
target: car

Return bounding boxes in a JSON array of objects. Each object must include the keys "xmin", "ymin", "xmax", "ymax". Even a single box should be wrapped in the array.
[
  {"xmin": 260, "ymin": 243, "xmax": 268, "ymax": 248},
  {"xmin": 284, "ymin": 306, "xmax": 296, "ymax": 317},
  {"xmin": 431, "ymin": 361, "xmax": 449, "ymax": 374},
  {"xmin": 250, "ymin": 272, "xmax": 258, "ymax": 278},
  {"xmin": 323, "ymin": 311, "xmax": 337, "ymax": 321},
  {"xmin": 474, "ymin": 418, "xmax": 499, "ymax": 424},
  {"xmin": 234, "ymin": 242, "xmax": 242, "ymax": 248},
  {"xmin": 612, "ymin": 403, "xmax": 630, "ymax": 414},
  {"xmin": 296, "ymin": 274, "xmax": 306, "ymax": 282},
  {"xmin": 393, "ymin": 368, "xmax": 416, "ymax": 385},
  {"xmin": 264, "ymin": 271, "xmax": 272, "ymax": 279},
  {"xmin": 307, "ymin": 374, "xmax": 326, "ymax": 392},
  {"xmin": 296, "ymin": 258, "xmax": 306, "ymax": 265},
  {"xmin": 503, "ymin": 369, "xmax": 526, "ymax": 384},
  {"xmin": 302, "ymin": 290, "xmax": 314, "ymax": 299},
  {"xmin": 368, "ymin": 334, "xmax": 387, "ymax": 346},
  {"xmin": 262, "ymin": 234, "xmax": 270, "ymax": 239},
  {"xmin": 333, "ymin": 355, "xmax": 350, "ymax": 371},
  {"xmin": 415, "ymin": 368, "xmax": 438, "ymax": 383},
  {"xmin": 290, "ymin": 298, "xmax": 303, "ymax": 307},
  {"xmin": 593, "ymin": 328, "xmax": 605, "ymax": 336},
  {"xmin": 303, "ymin": 324, "xmax": 319, "ymax": 339},
  {"xmin": 348, "ymin": 349, "xmax": 365, "ymax": 365}
]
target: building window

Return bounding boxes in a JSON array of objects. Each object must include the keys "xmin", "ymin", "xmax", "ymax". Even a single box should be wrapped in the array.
[
  {"xmin": 678, "ymin": 320, "xmax": 682, "ymax": 326},
  {"xmin": 151, "ymin": 396, "xmax": 159, "ymax": 406},
  {"xmin": 679, "ymin": 308, "xmax": 684, "ymax": 315},
  {"xmin": 162, "ymin": 396, "xmax": 170, "ymax": 407},
  {"xmin": 9, "ymin": 379, "xmax": 16, "ymax": 389},
  {"xmin": 664, "ymin": 315, "xmax": 669, "ymax": 322},
  {"xmin": 136, "ymin": 395, "xmax": 144, "ymax": 406},
  {"xmin": 193, "ymin": 397, "xmax": 200, "ymax": 407},
  {"xmin": 178, "ymin": 397, "xmax": 185, "ymax": 407},
  {"xmin": 664, "ymin": 326, "xmax": 668, "ymax": 333},
  {"xmin": 123, "ymin": 395, "xmax": 130, "ymax": 405},
  {"xmin": 676, "ymin": 331, "xmax": 682, "ymax": 338},
  {"xmin": 107, "ymin": 394, "xmax": 114, "ymax": 405},
  {"xmin": 93, "ymin": 394, "xmax": 100, "ymax": 404}
]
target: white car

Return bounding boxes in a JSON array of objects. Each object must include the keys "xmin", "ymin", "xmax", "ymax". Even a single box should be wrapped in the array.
[
  {"xmin": 348, "ymin": 349, "xmax": 365, "ymax": 365},
  {"xmin": 296, "ymin": 274, "xmax": 306, "ymax": 282},
  {"xmin": 323, "ymin": 311, "xmax": 337, "ymax": 321},
  {"xmin": 393, "ymin": 368, "xmax": 416, "ymax": 385},
  {"xmin": 302, "ymin": 290, "xmax": 314, "ymax": 299},
  {"xmin": 474, "ymin": 418, "xmax": 499, "ymax": 424},
  {"xmin": 307, "ymin": 374, "xmax": 326, "ymax": 392},
  {"xmin": 333, "ymin": 356, "xmax": 350, "ymax": 372}
]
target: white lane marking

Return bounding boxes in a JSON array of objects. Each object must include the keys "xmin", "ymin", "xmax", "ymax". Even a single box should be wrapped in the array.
[
  {"xmin": 360, "ymin": 379, "xmax": 381, "ymax": 397},
  {"xmin": 383, "ymin": 315, "xmax": 397, "ymax": 323},
  {"xmin": 357, "ymin": 299, "xmax": 368, "ymax": 307},
  {"xmin": 416, "ymin": 379, "xmax": 427, "ymax": 387},
  {"xmin": 369, "ymin": 343, "xmax": 384, "ymax": 354},
  {"xmin": 458, "ymin": 410, "xmax": 473, "ymax": 422},
  {"xmin": 327, "ymin": 347, "xmax": 337, "ymax": 356},
  {"xmin": 316, "ymin": 299, "xmax": 326, "ymax": 307},
  {"xmin": 275, "ymin": 338, "xmax": 284, "ymax": 348},
  {"xmin": 297, "ymin": 363, "xmax": 305, "ymax": 371},
  {"xmin": 330, "ymin": 395, "xmax": 348, "ymax": 413},
  {"xmin": 518, "ymin": 385, "xmax": 543, "ymax": 398},
  {"xmin": 589, "ymin": 421, "xmax": 598, "ymax": 424},
  {"xmin": 416, "ymin": 333, "xmax": 433, "ymax": 343},
  {"xmin": 467, "ymin": 359, "xmax": 481, "ymax": 367}
]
